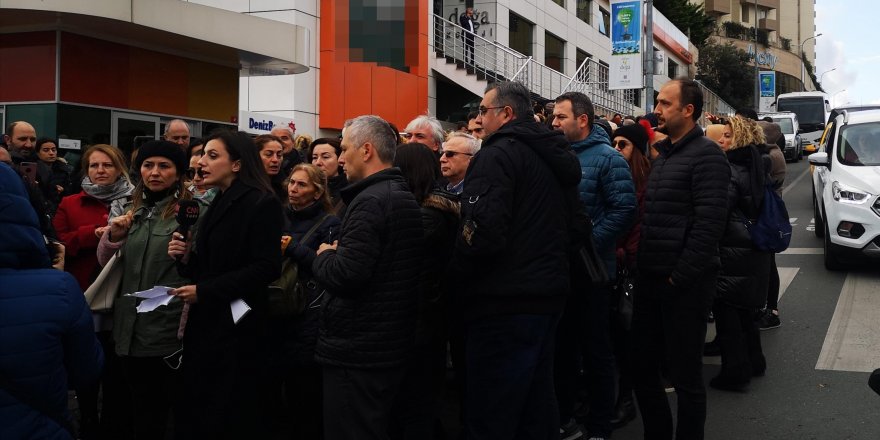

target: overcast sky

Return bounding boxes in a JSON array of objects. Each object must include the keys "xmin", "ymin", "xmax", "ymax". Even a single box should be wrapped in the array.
[{"xmin": 814, "ymin": 0, "xmax": 879, "ymax": 107}]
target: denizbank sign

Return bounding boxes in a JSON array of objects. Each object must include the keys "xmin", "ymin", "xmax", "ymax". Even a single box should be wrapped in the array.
[{"xmin": 238, "ymin": 111, "xmax": 295, "ymax": 135}]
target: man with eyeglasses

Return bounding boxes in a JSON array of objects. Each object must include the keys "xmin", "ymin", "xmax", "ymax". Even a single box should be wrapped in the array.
[
  {"xmin": 164, "ymin": 119, "xmax": 191, "ymax": 149},
  {"xmin": 403, "ymin": 115, "xmax": 444, "ymax": 156},
  {"xmin": 439, "ymin": 132, "xmax": 479, "ymax": 194},
  {"xmin": 466, "ymin": 111, "xmax": 485, "ymax": 140},
  {"xmin": 551, "ymin": 92, "xmax": 636, "ymax": 440},
  {"xmin": 450, "ymin": 81, "xmax": 580, "ymax": 439}
]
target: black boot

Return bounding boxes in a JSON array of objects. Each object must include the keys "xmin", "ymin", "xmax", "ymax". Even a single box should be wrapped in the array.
[{"xmin": 609, "ymin": 396, "xmax": 636, "ymax": 428}]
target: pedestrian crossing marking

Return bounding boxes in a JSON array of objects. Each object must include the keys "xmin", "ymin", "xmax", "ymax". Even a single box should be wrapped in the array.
[{"xmin": 815, "ymin": 272, "xmax": 880, "ymax": 373}]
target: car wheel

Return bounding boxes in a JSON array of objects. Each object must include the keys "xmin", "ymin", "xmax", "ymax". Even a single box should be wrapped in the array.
[
  {"xmin": 824, "ymin": 222, "xmax": 843, "ymax": 271},
  {"xmin": 814, "ymin": 189, "xmax": 825, "ymax": 238}
]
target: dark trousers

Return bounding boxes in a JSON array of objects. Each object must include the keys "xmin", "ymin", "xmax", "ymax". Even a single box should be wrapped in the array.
[
  {"xmin": 121, "ymin": 355, "xmax": 182, "ymax": 439},
  {"xmin": 391, "ymin": 338, "xmax": 448, "ymax": 440},
  {"xmin": 323, "ymin": 365, "xmax": 405, "ymax": 440},
  {"xmin": 713, "ymin": 303, "xmax": 766, "ymax": 381},
  {"xmin": 631, "ymin": 275, "xmax": 715, "ymax": 440},
  {"xmin": 465, "ymin": 314, "xmax": 560, "ymax": 440},
  {"xmin": 766, "ymin": 254, "xmax": 780, "ymax": 311},
  {"xmin": 285, "ymin": 365, "xmax": 324, "ymax": 440},
  {"xmin": 463, "ymin": 33, "xmax": 475, "ymax": 65},
  {"xmin": 75, "ymin": 330, "xmax": 132, "ymax": 440},
  {"xmin": 554, "ymin": 282, "xmax": 615, "ymax": 437}
]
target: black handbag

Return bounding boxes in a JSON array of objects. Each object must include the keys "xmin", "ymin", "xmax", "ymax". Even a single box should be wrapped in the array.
[
  {"xmin": 612, "ymin": 267, "xmax": 636, "ymax": 330},
  {"xmin": 267, "ymin": 215, "xmax": 329, "ymax": 318}
]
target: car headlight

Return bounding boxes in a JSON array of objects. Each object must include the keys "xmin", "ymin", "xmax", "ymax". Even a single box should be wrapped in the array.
[
  {"xmin": 832, "ymin": 181, "xmax": 871, "ymax": 204},
  {"xmin": 786, "ymin": 139, "xmax": 794, "ymax": 147}
]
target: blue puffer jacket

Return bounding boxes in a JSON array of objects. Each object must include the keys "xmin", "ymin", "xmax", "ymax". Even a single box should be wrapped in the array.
[
  {"xmin": 571, "ymin": 126, "xmax": 637, "ymax": 276},
  {"xmin": 0, "ymin": 163, "xmax": 104, "ymax": 440}
]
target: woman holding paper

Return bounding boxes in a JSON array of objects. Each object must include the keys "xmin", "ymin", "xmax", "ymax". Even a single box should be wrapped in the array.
[
  {"xmin": 167, "ymin": 130, "xmax": 282, "ymax": 440},
  {"xmin": 96, "ymin": 140, "xmax": 194, "ymax": 439}
]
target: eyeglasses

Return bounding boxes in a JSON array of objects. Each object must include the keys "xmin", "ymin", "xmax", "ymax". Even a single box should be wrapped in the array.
[
  {"xmin": 478, "ymin": 106, "xmax": 505, "ymax": 116},
  {"xmin": 442, "ymin": 150, "xmax": 474, "ymax": 158},
  {"xmin": 185, "ymin": 168, "xmax": 204, "ymax": 180},
  {"xmin": 613, "ymin": 140, "xmax": 632, "ymax": 150}
]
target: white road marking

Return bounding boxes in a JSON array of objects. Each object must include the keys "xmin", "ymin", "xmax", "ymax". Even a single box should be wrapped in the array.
[
  {"xmin": 778, "ymin": 267, "xmax": 799, "ymax": 301},
  {"xmin": 807, "ymin": 218, "xmax": 815, "ymax": 232},
  {"xmin": 779, "ymin": 248, "xmax": 823, "ymax": 255},
  {"xmin": 790, "ymin": 217, "xmax": 798, "ymax": 224},
  {"xmin": 815, "ymin": 272, "xmax": 880, "ymax": 373}
]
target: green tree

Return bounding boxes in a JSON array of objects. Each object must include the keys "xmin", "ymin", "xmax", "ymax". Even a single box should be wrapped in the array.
[
  {"xmin": 696, "ymin": 42, "xmax": 755, "ymax": 109},
  {"xmin": 654, "ymin": 0, "xmax": 716, "ymax": 48}
]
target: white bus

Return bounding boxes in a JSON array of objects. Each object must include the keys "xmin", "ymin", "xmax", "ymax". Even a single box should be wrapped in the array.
[{"xmin": 772, "ymin": 91, "xmax": 830, "ymax": 152}]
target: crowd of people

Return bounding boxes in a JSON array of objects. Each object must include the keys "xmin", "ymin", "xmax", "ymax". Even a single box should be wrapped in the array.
[{"xmin": 1, "ymin": 77, "xmax": 791, "ymax": 440}]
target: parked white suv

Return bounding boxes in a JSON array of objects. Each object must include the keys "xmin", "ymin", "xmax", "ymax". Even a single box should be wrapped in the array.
[
  {"xmin": 809, "ymin": 109, "xmax": 880, "ymax": 270},
  {"xmin": 760, "ymin": 111, "xmax": 802, "ymax": 162}
]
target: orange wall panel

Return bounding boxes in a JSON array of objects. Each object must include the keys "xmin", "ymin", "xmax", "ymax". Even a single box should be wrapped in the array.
[
  {"xmin": 0, "ymin": 32, "xmax": 56, "ymax": 102},
  {"xmin": 320, "ymin": 0, "xmax": 428, "ymax": 130},
  {"xmin": 127, "ymin": 48, "xmax": 188, "ymax": 116},
  {"xmin": 187, "ymin": 60, "xmax": 237, "ymax": 123},
  {"xmin": 60, "ymin": 33, "xmax": 129, "ymax": 108}
]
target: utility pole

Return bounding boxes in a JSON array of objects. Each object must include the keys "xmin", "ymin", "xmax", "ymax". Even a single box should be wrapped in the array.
[
  {"xmin": 645, "ymin": 0, "xmax": 654, "ymax": 113},
  {"xmin": 754, "ymin": 0, "xmax": 760, "ymax": 113}
]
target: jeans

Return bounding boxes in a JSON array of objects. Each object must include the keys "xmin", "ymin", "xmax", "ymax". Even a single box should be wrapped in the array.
[
  {"xmin": 465, "ymin": 313, "xmax": 560, "ymax": 440},
  {"xmin": 631, "ymin": 274, "xmax": 715, "ymax": 440}
]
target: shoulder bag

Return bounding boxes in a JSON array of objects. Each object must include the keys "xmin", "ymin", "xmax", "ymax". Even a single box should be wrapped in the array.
[
  {"xmin": 83, "ymin": 250, "xmax": 123, "ymax": 312},
  {"xmin": 268, "ymin": 215, "xmax": 330, "ymax": 318}
]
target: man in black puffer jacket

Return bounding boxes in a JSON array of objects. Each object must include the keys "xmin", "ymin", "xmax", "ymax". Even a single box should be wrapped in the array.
[
  {"xmin": 451, "ymin": 81, "xmax": 581, "ymax": 440},
  {"xmin": 312, "ymin": 115, "xmax": 424, "ymax": 440},
  {"xmin": 633, "ymin": 78, "xmax": 731, "ymax": 440}
]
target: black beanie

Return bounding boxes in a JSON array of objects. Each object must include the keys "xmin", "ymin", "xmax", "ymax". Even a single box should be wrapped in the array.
[
  {"xmin": 134, "ymin": 140, "xmax": 188, "ymax": 175},
  {"xmin": 613, "ymin": 122, "xmax": 651, "ymax": 156}
]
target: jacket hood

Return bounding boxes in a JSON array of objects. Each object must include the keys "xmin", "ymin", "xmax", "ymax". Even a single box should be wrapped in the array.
[
  {"xmin": 0, "ymin": 163, "xmax": 50, "ymax": 269},
  {"xmin": 571, "ymin": 124, "xmax": 613, "ymax": 152},
  {"xmin": 489, "ymin": 118, "xmax": 582, "ymax": 187}
]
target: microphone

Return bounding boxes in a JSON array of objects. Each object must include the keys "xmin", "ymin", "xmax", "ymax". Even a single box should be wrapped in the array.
[{"xmin": 174, "ymin": 200, "xmax": 200, "ymax": 260}]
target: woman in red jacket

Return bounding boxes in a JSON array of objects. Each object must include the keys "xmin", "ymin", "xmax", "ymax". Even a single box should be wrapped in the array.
[
  {"xmin": 52, "ymin": 143, "xmax": 133, "ymax": 438},
  {"xmin": 53, "ymin": 144, "xmax": 133, "ymax": 291}
]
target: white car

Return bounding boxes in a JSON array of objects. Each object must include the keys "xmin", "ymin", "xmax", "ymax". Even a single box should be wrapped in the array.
[{"xmin": 809, "ymin": 109, "xmax": 880, "ymax": 270}]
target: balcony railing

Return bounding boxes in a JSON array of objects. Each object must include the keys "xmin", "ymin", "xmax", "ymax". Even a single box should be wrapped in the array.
[{"xmin": 432, "ymin": 14, "xmax": 635, "ymax": 116}]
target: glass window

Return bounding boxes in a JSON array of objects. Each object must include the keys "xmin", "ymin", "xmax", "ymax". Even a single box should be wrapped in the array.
[
  {"xmin": 577, "ymin": 0, "xmax": 592, "ymax": 24},
  {"xmin": 509, "ymin": 12, "xmax": 534, "ymax": 57},
  {"xmin": 576, "ymin": 49, "xmax": 590, "ymax": 70},
  {"xmin": 668, "ymin": 60, "xmax": 679, "ymax": 78},
  {"xmin": 837, "ymin": 123, "xmax": 880, "ymax": 166},
  {"xmin": 545, "ymin": 32, "xmax": 566, "ymax": 74},
  {"xmin": 6, "ymin": 104, "xmax": 58, "ymax": 140},
  {"xmin": 57, "ymin": 104, "xmax": 111, "ymax": 148},
  {"xmin": 632, "ymin": 89, "xmax": 642, "ymax": 107},
  {"xmin": 771, "ymin": 117, "xmax": 795, "ymax": 134},
  {"xmin": 551, "ymin": 0, "xmax": 565, "ymax": 8},
  {"xmin": 741, "ymin": 4, "xmax": 750, "ymax": 23},
  {"xmin": 599, "ymin": 8, "xmax": 611, "ymax": 37}
]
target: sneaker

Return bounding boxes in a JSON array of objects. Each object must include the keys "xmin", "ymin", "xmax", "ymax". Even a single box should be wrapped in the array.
[
  {"xmin": 560, "ymin": 418, "xmax": 585, "ymax": 440},
  {"xmin": 759, "ymin": 309, "xmax": 781, "ymax": 330}
]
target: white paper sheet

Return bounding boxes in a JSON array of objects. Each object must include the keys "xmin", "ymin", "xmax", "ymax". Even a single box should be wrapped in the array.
[
  {"xmin": 125, "ymin": 286, "xmax": 175, "ymax": 313},
  {"xmin": 230, "ymin": 299, "xmax": 251, "ymax": 324},
  {"xmin": 127, "ymin": 286, "xmax": 174, "ymax": 299}
]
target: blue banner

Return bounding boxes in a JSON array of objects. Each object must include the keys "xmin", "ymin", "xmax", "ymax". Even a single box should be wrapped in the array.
[{"xmin": 609, "ymin": 0, "xmax": 643, "ymax": 90}]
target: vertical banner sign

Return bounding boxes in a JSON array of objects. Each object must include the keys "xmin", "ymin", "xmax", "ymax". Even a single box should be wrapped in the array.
[
  {"xmin": 759, "ymin": 71, "xmax": 776, "ymax": 113},
  {"xmin": 610, "ymin": 0, "xmax": 643, "ymax": 90}
]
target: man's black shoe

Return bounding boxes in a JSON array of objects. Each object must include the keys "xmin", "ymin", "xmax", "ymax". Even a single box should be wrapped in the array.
[
  {"xmin": 610, "ymin": 397, "xmax": 636, "ymax": 428},
  {"xmin": 759, "ymin": 309, "xmax": 781, "ymax": 330},
  {"xmin": 709, "ymin": 375, "xmax": 749, "ymax": 392}
]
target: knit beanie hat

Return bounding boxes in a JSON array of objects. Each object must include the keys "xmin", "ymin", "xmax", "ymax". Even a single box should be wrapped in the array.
[
  {"xmin": 613, "ymin": 120, "xmax": 653, "ymax": 156},
  {"xmin": 134, "ymin": 140, "xmax": 188, "ymax": 174}
]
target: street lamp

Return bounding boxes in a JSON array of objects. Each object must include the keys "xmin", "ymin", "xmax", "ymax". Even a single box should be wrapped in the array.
[
  {"xmin": 819, "ymin": 68, "xmax": 836, "ymax": 85},
  {"xmin": 832, "ymin": 89, "xmax": 847, "ymax": 108},
  {"xmin": 799, "ymin": 33, "xmax": 823, "ymax": 91}
]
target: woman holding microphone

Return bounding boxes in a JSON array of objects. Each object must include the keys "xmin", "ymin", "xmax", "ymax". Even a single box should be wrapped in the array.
[{"xmin": 168, "ymin": 130, "xmax": 283, "ymax": 439}]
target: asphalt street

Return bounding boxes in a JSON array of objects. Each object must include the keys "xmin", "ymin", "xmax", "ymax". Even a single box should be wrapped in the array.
[{"xmin": 613, "ymin": 158, "xmax": 880, "ymax": 439}]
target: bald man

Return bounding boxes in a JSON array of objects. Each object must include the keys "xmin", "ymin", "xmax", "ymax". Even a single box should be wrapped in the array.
[
  {"xmin": 4, "ymin": 121, "xmax": 37, "ymax": 165},
  {"xmin": 164, "ymin": 119, "xmax": 191, "ymax": 149}
]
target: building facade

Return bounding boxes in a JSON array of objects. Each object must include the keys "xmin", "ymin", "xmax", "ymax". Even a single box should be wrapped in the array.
[{"xmin": 701, "ymin": 0, "xmax": 819, "ymax": 95}]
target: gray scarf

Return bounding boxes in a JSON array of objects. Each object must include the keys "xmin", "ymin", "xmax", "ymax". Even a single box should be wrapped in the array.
[{"xmin": 81, "ymin": 176, "xmax": 134, "ymax": 202}]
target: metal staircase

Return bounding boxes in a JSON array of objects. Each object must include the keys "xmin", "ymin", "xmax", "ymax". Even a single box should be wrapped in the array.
[{"xmin": 432, "ymin": 14, "xmax": 634, "ymax": 116}]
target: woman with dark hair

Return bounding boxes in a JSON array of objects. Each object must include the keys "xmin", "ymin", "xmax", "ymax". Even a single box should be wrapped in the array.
[
  {"xmin": 390, "ymin": 142, "xmax": 460, "ymax": 438},
  {"xmin": 610, "ymin": 120, "xmax": 653, "ymax": 428},
  {"xmin": 34, "ymin": 137, "xmax": 73, "ymax": 215},
  {"xmin": 269, "ymin": 163, "xmax": 341, "ymax": 438},
  {"xmin": 95, "ymin": 140, "xmax": 197, "ymax": 439},
  {"xmin": 168, "ymin": 130, "xmax": 283, "ymax": 439},
  {"xmin": 254, "ymin": 134, "xmax": 287, "ymax": 202},
  {"xmin": 710, "ymin": 116, "xmax": 771, "ymax": 392},
  {"xmin": 309, "ymin": 137, "xmax": 347, "ymax": 213}
]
